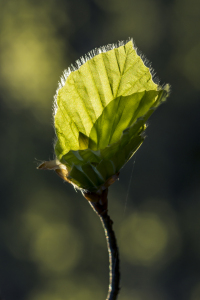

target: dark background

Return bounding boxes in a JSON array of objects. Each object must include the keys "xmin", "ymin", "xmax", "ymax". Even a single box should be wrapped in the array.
[{"xmin": 0, "ymin": 0, "xmax": 200, "ymax": 299}]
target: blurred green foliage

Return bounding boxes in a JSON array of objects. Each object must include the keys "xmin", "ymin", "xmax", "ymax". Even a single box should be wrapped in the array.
[{"xmin": 0, "ymin": 0, "xmax": 200, "ymax": 300}]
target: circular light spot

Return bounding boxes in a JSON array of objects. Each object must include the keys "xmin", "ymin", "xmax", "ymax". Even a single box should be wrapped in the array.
[
  {"xmin": 30, "ymin": 222, "xmax": 82, "ymax": 273},
  {"xmin": 119, "ymin": 212, "xmax": 169, "ymax": 265}
]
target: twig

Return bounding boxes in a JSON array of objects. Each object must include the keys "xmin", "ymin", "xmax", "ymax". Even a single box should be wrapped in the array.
[
  {"xmin": 100, "ymin": 213, "xmax": 120, "ymax": 300},
  {"xmin": 89, "ymin": 199, "xmax": 120, "ymax": 300}
]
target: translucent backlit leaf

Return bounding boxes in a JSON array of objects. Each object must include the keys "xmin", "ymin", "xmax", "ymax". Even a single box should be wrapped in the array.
[
  {"xmin": 43, "ymin": 39, "xmax": 170, "ymax": 192},
  {"xmin": 54, "ymin": 40, "xmax": 158, "ymax": 160}
]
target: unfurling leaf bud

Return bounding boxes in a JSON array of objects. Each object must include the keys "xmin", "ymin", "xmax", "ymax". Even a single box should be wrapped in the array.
[{"xmin": 38, "ymin": 39, "xmax": 170, "ymax": 198}]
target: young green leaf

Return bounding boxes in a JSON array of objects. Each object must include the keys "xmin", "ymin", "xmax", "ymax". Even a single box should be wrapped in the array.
[{"xmin": 39, "ymin": 39, "xmax": 170, "ymax": 193}]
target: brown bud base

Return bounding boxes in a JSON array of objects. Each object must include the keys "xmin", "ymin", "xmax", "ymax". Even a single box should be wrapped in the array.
[{"xmin": 83, "ymin": 188, "xmax": 108, "ymax": 215}]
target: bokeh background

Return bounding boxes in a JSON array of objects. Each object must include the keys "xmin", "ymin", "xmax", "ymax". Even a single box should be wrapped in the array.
[{"xmin": 0, "ymin": 0, "xmax": 200, "ymax": 299}]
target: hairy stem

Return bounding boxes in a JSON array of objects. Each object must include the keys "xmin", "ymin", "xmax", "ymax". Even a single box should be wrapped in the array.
[
  {"xmin": 100, "ymin": 213, "xmax": 120, "ymax": 300},
  {"xmin": 89, "ymin": 200, "xmax": 120, "ymax": 300}
]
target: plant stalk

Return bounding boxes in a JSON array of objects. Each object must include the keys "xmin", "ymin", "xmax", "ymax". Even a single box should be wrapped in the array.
[
  {"xmin": 89, "ymin": 197, "xmax": 120, "ymax": 300},
  {"xmin": 100, "ymin": 213, "xmax": 120, "ymax": 300}
]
